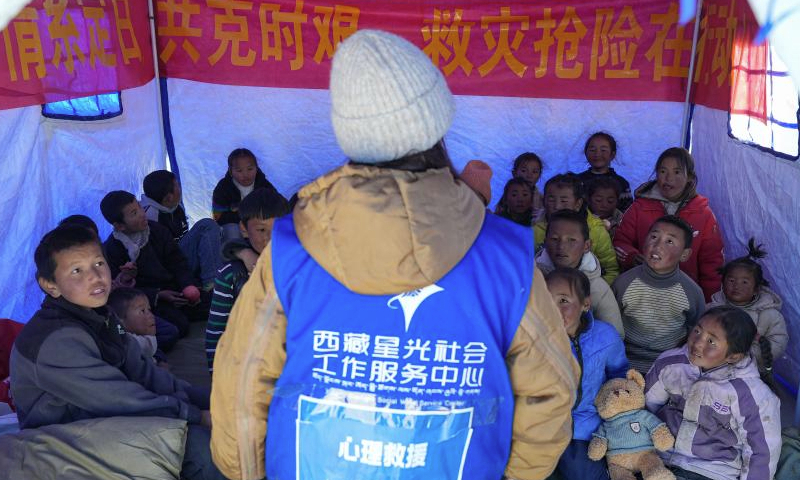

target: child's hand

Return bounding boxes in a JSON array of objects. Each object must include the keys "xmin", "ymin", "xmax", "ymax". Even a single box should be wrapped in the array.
[
  {"xmin": 112, "ymin": 273, "xmax": 136, "ymax": 289},
  {"xmin": 120, "ymin": 262, "xmax": 138, "ymax": 275},
  {"xmin": 112, "ymin": 262, "xmax": 138, "ymax": 289},
  {"xmin": 182, "ymin": 285, "xmax": 201, "ymax": 304},
  {"xmin": 236, "ymin": 248, "xmax": 260, "ymax": 273},
  {"xmin": 158, "ymin": 290, "xmax": 188, "ymax": 306}
]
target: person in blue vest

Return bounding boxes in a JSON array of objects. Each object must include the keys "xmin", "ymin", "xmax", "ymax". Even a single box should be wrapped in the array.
[{"xmin": 209, "ymin": 29, "xmax": 580, "ymax": 480}]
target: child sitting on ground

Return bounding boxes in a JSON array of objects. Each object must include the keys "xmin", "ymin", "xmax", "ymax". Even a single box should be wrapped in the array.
[
  {"xmin": 100, "ymin": 191, "xmax": 204, "ymax": 338},
  {"xmin": 495, "ymin": 177, "xmax": 534, "ymax": 226},
  {"xmin": 536, "ymin": 209, "xmax": 623, "ymax": 336},
  {"xmin": 614, "ymin": 147, "xmax": 724, "ymax": 301},
  {"xmin": 577, "ymin": 132, "xmax": 632, "ymax": 211},
  {"xmin": 587, "ymin": 177, "xmax": 625, "ymax": 238},
  {"xmin": 140, "ymin": 170, "xmax": 222, "ymax": 291},
  {"xmin": 9, "ymin": 224, "xmax": 226, "ymax": 480},
  {"xmin": 612, "ymin": 216, "xmax": 706, "ymax": 373},
  {"xmin": 534, "ymin": 173, "xmax": 619, "ymax": 284},
  {"xmin": 212, "ymin": 147, "xmax": 286, "ymax": 242},
  {"xmin": 205, "ymin": 188, "xmax": 289, "ymax": 373},
  {"xmin": 59, "ymin": 214, "xmax": 180, "ymax": 351},
  {"xmin": 545, "ymin": 268, "xmax": 628, "ymax": 480},
  {"xmin": 511, "ymin": 152, "xmax": 544, "ymax": 217},
  {"xmin": 107, "ymin": 287, "xmax": 169, "ymax": 368},
  {"xmin": 645, "ymin": 306, "xmax": 781, "ymax": 480},
  {"xmin": 707, "ymin": 239, "xmax": 788, "ymax": 375}
]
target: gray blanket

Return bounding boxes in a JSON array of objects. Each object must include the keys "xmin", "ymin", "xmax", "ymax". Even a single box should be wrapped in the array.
[{"xmin": 0, "ymin": 416, "xmax": 187, "ymax": 479}]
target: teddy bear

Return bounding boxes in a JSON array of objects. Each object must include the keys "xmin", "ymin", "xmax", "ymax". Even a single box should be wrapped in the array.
[{"xmin": 587, "ymin": 369, "xmax": 676, "ymax": 480}]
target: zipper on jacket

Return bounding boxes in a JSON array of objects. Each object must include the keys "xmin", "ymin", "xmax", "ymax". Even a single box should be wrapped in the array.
[{"xmin": 571, "ymin": 335, "xmax": 584, "ymax": 409}]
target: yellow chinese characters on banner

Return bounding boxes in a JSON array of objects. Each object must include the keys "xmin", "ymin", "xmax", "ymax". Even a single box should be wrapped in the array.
[
  {"xmin": 0, "ymin": 1, "xmax": 754, "ymax": 111},
  {"xmin": 0, "ymin": 0, "xmax": 153, "ymax": 110},
  {"xmin": 156, "ymin": 0, "xmax": 360, "ymax": 74},
  {"xmin": 149, "ymin": 0, "xmax": 749, "ymax": 107},
  {"xmin": 2, "ymin": 0, "xmax": 147, "ymax": 82}
]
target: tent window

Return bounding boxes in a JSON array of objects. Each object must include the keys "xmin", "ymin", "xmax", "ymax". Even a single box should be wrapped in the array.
[
  {"xmin": 729, "ymin": 46, "xmax": 799, "ymax": 160},
  {"xmin": 42, "ymin": 92, "xmax": 122, "ymax": 121}
]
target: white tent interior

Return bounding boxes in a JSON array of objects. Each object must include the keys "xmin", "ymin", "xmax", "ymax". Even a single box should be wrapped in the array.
[{"xmin": 1, "ymin": 0, "xmax": 799, "ymax": 420}]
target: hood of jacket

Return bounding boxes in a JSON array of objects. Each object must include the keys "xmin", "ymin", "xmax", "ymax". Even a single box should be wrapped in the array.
[
  {"xmin": 140, "ymin": 194, "xmax": 177, "ymax": 216},
  {"xmin": 710, "ymin": 286, "xmax": 783, "ymax": 313},
  {"xmin": 535, "ymin": 249, "xmax": 601, "ymax": 280},
  {"xmin": 292, "ymin": 163, "xmax": 485, "ymax": 295}
]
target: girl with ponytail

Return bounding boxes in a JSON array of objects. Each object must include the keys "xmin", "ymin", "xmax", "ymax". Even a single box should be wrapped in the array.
[{"xmin": 707, "ymin": 238, "xmax": 788, "ymax": 375}]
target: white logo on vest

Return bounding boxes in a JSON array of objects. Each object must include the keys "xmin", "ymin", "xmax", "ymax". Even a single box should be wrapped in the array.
[
  {"xmin": 630, "ymin": 422, "xmax": 641, "ymax": 433},
  {"xmin": 387, "ymin": 284, "xmax": 444, "ymax": 332}
]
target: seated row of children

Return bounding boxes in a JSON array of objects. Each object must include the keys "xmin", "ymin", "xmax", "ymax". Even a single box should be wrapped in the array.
[
  {"xmin": 54, "ymin": 149, "xmax": 288, "ymax": 366},
  {"xmin": 10, "ymin": 137, "xmax": 787, "ymax": 480},
  {"xmin": 495, "ymin": 142, "xmax": 724, "ymax": 302},
  {"xmin": 495, "ymin": 131, "xmax": 632, "ymax": 226},
  {"xmin": 538, "ymin": 212, "xmax": 784, "ymax": 480},
  {"xmin": 5, "ymin": 150, "xmax": 296, "ymax": 477}
]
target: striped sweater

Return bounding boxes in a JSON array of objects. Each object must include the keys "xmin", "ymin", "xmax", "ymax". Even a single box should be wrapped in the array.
[
  {"xmin": 612, "ymin": 264, "xmax": 705, "ymax": 373},
  {"xmin": 205, "ymin": 260, "xmax": 249, "ymax": 373}
]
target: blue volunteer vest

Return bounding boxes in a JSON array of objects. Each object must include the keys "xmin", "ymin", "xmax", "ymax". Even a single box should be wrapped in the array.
[{"xmin": 267, "ymin": 213, "xmax": 533, "ymax": 480}]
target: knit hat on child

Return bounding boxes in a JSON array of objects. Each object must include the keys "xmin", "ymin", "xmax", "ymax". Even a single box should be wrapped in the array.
[{"xmin": 329, "ymin": 29, "xmax": 455, "ymax": 164}]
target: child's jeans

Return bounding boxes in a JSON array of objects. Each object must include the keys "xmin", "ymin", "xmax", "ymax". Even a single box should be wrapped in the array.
[
  {"xmin": 182, "ymin": 424, "xmax": 230, "ymax": 480},
  {"xmin": 552, "ymin": 439, "xmax": 610, "ymax": 480},
  {"xmin": 179, "ymin": 218, "xmax": 223, "ymax": 287},
  {"xmin": 220, "ymin": 222, "xmax": 243, "ymax": 245},
  {"xmin": 181, "ymin": 385, "xmax": 228, "ymax": 479}
]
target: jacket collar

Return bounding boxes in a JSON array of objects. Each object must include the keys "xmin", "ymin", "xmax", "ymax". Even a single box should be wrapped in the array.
[
  {"xmin": 292, "ymin": 163, "xmax": 485, "ymax": 295},
  {"xmin": 42, "ymin": 295, "xmax": 111, "ymax": 327},
  {"xmin": 678, "ymin": 345, "xmax": 760, "ymax": 381}
]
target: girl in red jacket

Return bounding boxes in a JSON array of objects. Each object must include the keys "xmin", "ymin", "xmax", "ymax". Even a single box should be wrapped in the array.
[{"xmin": 613, "ymin": 147, "xmax": 724, "ymax": 301}]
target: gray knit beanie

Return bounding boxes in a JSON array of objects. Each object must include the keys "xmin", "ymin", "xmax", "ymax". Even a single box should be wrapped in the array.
[{"xmin": 330, "ymin": 30, "xmax": 455, "ymax": 164}]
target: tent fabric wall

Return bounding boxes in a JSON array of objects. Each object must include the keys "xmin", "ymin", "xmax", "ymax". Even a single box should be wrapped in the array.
[
  {"xmin": 0, "ymin": 80, "xmax": 165, "ymax": 324},
  {"xmin": 691, "ymin": 104, "xmax": 800, "ymax": 387},
  {"xmin": 166, "ymin": 78, "xmax": 685, "ymax": 224}
]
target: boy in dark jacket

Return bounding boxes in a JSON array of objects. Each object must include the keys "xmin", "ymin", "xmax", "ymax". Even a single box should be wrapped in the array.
[
  {"xmin": 141, "ymin": 170, "xmax": 223, "ymax": 290},
  {"xmin": 10, "ymin": 224, "xmax": 226, "ymax": 480},
  {"xmin": 212, "ymin": 147, "xmax": 286, "ymax": 243},
  {"xmin": 101, "ymin": 190, "xmax": 205, "ymax": 337},
  {"xmin": 205, "ymin": 188, "xmax": 288, "ymax": 373}
]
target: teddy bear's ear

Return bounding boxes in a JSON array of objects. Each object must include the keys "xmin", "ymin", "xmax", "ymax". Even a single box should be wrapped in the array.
[{"xmin": 626, "ymin": 369, "xmax": 645, "ymax": 389}]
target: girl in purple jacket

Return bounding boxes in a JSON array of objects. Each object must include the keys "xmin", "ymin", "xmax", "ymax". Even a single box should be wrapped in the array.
[{"xmin": 644, "ymin": 306, "xmax": 781, "ymax": 480}]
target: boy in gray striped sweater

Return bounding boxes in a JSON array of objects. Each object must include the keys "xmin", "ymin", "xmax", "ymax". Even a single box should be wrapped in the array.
[
  {"xmin": 205, "ymin": 188, "xmax": 289, "ymax": 373},
  {"xmin": 612, "ymin": 216, "xmax": 705, "ymax": 373}
]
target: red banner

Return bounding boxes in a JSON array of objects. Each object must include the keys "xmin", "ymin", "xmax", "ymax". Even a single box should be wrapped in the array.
[
  {"xmin": 155, "ymin": 0, "xmax": 756, "ymax": 111},
  {"xmin": 0, "ymin": 1, "xmax": 759, "ymax": 113},
  {"xmin": 0, "ymin": 0, "xmax": 154, "ymax": 110},
  {"xmin": 692, "ymin": 0, "xmax": 765, "ymax": 116}
]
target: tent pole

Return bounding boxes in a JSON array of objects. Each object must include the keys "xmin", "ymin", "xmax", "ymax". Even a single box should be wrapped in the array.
[
  {"xmin": 681, "ymin": 0, "xmax": 704, "ymax": 148},
  {"xmin": 147, "ymin": 0, "xmax": 169, "ymax": 170}
]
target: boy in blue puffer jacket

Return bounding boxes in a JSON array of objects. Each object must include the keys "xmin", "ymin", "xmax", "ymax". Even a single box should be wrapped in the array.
[{"xmin": 545, "ymin": 268, "xmax": 629, "ymax": 480}]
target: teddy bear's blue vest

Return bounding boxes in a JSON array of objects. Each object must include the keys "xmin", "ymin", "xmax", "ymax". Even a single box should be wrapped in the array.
[{"xmin": 266, "ymin": 213, "xmax": 533, "ymax": 480}]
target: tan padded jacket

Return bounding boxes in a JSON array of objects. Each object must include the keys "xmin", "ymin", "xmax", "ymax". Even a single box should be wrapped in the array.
[{"xmin": 209, "ymin": 164, "xmax": 580, "ymax": 480}]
